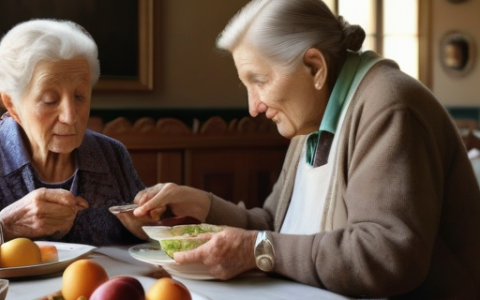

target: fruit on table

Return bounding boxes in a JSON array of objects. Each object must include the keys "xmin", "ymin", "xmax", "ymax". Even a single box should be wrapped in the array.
[
  {"xmin": 146, "ymin": 277, "xmax": 192, "ymax": 300},
  {"xmin": 90, "ymin": 276, "xmax": 145, "ymax": 300},
  {"xmin": 0, "ymin": 237, "xmax": 42, "ymax": 267},
  {"xmin": 61, "ymin": 259, "xmax": 108, "ymax": 300},
  {"xmin": 35, "ymin": 242, "xmax": 59, "ymax": 263}
]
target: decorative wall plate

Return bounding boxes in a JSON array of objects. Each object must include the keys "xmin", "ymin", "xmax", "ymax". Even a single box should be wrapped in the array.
[{"xmin": 439, "ymin": 31, "xmax": 475, "ymax": 77}]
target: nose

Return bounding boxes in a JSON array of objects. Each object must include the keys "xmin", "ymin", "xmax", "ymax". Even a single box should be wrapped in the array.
[
  {"xmin": 248, "ymin": 92, "xmax": 267, "ymax": 117},
  {"xmin": 58, "ymin": 96, "xmax": 77, "ymax": 125}
]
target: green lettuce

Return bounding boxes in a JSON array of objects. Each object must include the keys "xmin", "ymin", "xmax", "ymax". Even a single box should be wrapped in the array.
[
  {"xmin": 160, "ymin": 238, "xmax": 206, "ymax": 258},
  {"xmin": 160, "ymin": 224, "xmax": 224, "ymax": 258},
  {"xmin": 169, "ymin": 224, "xmax": 223, "ymax": 237}
]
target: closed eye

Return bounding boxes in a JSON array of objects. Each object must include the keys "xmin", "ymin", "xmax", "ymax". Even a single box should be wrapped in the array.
[
  {"xmin": 75, "ymin": 94, "xmax": 85, "ymax": 101},
  {"xmin": 41, "ymin": 92, "xmax": 59, "ymax": 105},
  {"xmin": 248, "ymin": 74, "xmax": 267, "ymax": 87}
]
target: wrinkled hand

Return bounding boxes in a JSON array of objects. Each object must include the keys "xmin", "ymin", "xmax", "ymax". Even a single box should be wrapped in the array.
[
  {"xmin": 133, "ymin": 183, "xmax": 211, "ymax": 223},
  {"xmin": 174, "ymin": 227, "xmax": 258, "ymax": 280},
  {"xmin": 0, "ymin": 188, "xmax": 88, "ymax": 241},
  {"xmin": 113, "ymin": 210, "xmax": 162, "ymax": 240}
]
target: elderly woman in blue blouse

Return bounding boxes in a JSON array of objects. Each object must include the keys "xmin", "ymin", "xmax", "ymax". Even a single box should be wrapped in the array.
[{"xmin": 0, "ymin": 19, "xmax": 154, "ymax": 246}]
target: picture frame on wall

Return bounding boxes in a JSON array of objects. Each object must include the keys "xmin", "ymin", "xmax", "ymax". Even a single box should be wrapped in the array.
[
  {"xmin": 440, "ymin": 31, "xmax": 476, "ymax": 78},
  {"xmin": 0, "ymin": 0, "xmax": 154, "ymax": 91}
]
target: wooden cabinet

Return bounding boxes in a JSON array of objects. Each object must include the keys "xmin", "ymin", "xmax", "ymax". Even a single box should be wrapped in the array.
[{"xmin": 185, "ymin": 142, "xmax": 286, "ymax": 208}]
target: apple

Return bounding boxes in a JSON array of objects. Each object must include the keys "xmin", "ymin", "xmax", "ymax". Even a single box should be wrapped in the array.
[{"xmin": 90, "ymin": 276, "xmax": 145, "ymax": 300}]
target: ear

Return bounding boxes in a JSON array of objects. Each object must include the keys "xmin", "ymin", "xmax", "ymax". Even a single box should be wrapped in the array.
[
  {"xmin": 303, "ymin": 48, "xmax": 328, "ymax": 90},
  {"xmin": 1, "ymin": 93, "xmax": 21, "ymax": 123}
]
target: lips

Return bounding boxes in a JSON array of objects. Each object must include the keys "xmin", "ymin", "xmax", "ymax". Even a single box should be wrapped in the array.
[
  {"xmin": 270, "ymin": 114, "xmax": 280, "ymax": 124},
  {"xmin": 265, "ymin": 109, "xmax": 279, "ymax": 123}
]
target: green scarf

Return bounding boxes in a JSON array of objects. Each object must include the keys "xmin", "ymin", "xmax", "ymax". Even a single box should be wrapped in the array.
[{"xmin": 306, "ymin": 50, "xmax": 384, "ymax": 166}]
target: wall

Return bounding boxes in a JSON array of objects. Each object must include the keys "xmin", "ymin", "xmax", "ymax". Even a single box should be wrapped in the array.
[
  {"xmin": 91, "ymin": 0, "xmax": 251, "ymax": 110},
  {"xmin": 432, "ymin": 0, "xmax": 480, "ymax": 107},
  {"xmin": 83, "ymin": 0, "xmax": 480, "ymax": 112}
]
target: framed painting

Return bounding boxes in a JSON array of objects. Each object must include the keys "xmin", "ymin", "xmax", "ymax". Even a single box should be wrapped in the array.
[{"xmin": 0, "ymin": 0, "xmax": 154, "ymax": 91}]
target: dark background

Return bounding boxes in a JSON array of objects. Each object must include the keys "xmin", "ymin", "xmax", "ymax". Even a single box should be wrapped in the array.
[{"xmin": 0, "ymin": 0, "xmax": 139, "ymax": 79}]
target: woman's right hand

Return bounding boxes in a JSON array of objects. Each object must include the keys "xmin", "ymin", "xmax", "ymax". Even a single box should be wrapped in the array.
[
  {"xmin": 0, "ymin": 188, "xmax": 88, "ymax": 241},
  {"xmin": 133, "ymin": 183, "xmax": 212, "ymax": 223}
]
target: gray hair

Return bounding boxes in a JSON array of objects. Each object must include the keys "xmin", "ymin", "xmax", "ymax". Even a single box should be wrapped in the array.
[
  {"xmin": 216, "ymin": 0, "xmax": 365, "ymax": 89},
  {"xmin": 0, "ymin": 19, "xmax": 100, "ymax": 104}
]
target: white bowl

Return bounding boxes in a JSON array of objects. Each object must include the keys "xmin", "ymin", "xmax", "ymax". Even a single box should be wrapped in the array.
[
  {"xmin": 142, "ymin": 224, "xmax": 224, "ymax": 259},
  {"xmin": 142, "ymin": 224, "xmax": 224, "ymax": 241}
]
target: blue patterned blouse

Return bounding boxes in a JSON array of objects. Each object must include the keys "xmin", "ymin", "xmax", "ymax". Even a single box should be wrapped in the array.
[{"xmin": 0, "ymin": 116, "xmax": 145, "ymax": 246}]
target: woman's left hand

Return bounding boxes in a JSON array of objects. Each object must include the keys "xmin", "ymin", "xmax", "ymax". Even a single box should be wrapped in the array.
[{"xmin": 174, "ymin": 227, "xmax": 258, "ymax": 280}]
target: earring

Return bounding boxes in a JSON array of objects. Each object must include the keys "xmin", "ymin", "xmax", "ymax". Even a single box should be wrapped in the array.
[{"xmin": 315, "ymin": 83, "xmax": 322, "ymax": 90}]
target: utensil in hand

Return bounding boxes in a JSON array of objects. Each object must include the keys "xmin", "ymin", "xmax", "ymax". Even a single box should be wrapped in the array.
[
  {"xmin": 108, "ymin": 204, "xmax": 139, "ymax": 214},
  {"xmin": 109, "ymin": 204, "xmax": 201, "ymax": 226}
]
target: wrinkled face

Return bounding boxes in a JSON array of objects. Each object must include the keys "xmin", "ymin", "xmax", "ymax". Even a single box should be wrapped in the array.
[
  {"xmin": 15, "ymin": 58, "xmax": 92, "ymax": 155},
  {"xmin": 233, "ymin": 43, "xmax": 324, "ymax": 138}
]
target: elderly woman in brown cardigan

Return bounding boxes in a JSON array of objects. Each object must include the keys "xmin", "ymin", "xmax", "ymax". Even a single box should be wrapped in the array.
[{"xmin": 134, "ymin": 0, "xmax": 480, "ymax": 299}]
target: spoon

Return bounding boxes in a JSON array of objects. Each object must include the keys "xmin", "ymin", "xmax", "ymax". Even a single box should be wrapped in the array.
[
  {"xmin": 108, "ymin": 204, "xmax": 201, "ymax": 226},
  {"xmin": 108, "ymin": 203, "xmax": 139, "ymax": 214}
]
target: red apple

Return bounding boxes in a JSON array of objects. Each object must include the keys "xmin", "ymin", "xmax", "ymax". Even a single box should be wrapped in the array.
[{"xmin": 90, "ymin": 276, "xmax": 145, "ymax": 300}]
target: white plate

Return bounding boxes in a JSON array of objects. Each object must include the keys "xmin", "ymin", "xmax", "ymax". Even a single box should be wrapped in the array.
[
  {"xmin": 0, "ymin": 242, "xmax": 95, "ymax": 278},
  {"xmin": 129, "ymin": 242, "xmax": 174, "ymax": 264},
  {"xmin": 129, "ymin": 243, "xmax": 214, "ymax": 280}
]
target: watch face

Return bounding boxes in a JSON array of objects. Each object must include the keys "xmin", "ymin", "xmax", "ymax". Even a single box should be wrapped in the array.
[{"xmin": 256, "ymin": 254, "xmax": 274, "ymax": 272}]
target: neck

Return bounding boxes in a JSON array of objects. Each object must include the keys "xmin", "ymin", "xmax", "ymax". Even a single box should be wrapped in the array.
[{"xmin": 31, "ymin": 152, "xmax": 75, "ymax": 183}]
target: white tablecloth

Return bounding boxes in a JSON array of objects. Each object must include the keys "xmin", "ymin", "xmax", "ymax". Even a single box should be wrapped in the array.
[{"xmin": 7, "ymin": 245, "xmax": 351, "ymax": 300}]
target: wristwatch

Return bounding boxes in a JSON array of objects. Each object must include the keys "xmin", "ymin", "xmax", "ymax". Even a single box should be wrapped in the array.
[{"xmin": 254, "ymin": 231, "xmax": 276, "ymax": 272}]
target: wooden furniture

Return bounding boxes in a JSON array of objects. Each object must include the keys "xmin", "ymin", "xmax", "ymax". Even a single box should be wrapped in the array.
[{"xmin": 89, "ymin": 115, "xmax": 290, "ymax": 209}]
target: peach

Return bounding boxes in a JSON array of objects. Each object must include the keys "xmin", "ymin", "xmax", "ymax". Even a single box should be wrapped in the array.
[
  {"xmin": 62, "ymin": 259, "xmax": 109, "ymax": 300},
  {"xmin": 146, "ymin": 277, "xmax": 192, "ymax": 300},
  {"xmin": 35, "ymin": 242, "xmax": 59, "ymax": 263},
  {"xmin": 0, "ymin": 238, "xmax": 42, "ymax": 268}
]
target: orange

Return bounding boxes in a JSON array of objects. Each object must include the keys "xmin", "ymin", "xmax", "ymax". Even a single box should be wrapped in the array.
[
  {"xmin": 146, "ymin": 277, "xmax": 192, "ymax": 300},
  {"xmin": 61, "ymin": 259, "xmax": 109, "ymax": 300},
  {"xmin": 0, "ymin": 237, "xmax": 42, "ymax": 268}
]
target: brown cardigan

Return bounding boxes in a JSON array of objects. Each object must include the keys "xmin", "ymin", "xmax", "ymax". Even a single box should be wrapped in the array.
[{"xmin": 206, "ymin": 60, "xmax": 480, "ymax": 299}]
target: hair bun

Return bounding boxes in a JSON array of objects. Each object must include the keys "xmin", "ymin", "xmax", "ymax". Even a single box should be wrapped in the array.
[{"xmin": 338, "ymin": 16, "xmax": 366, "ymax": 52}]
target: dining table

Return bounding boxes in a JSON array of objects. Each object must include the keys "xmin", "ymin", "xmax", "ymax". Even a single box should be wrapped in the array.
[{"xmin": 5, "ymin": 243, "xmax": 352, "ymax": 300}]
